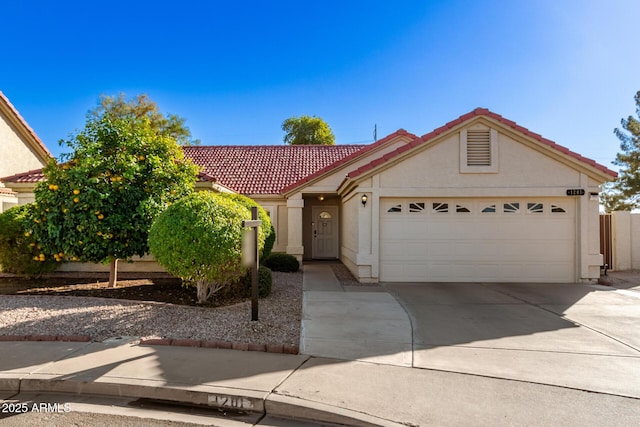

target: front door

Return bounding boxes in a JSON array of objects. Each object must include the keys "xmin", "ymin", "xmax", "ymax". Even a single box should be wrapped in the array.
[{"xmin": 312, "ymin": 206, "xmax": 339, "ymax": 259}]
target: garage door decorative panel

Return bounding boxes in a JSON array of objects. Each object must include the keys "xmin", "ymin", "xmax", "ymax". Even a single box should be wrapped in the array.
[{"xmin": 380, "ymin": 199, "xmax": 575, "ymax": 283}]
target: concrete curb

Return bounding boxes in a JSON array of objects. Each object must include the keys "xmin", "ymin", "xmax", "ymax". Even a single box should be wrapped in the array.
[
  {"xmin": 2, "ymin": 375, "xmax": 393, "ymax": 427},
  {"xmin": 266, "ymin": 393, "xmax": 405, "ymax": 427}
]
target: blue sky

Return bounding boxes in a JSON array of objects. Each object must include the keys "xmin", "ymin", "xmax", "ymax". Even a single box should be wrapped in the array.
[{"xmin": 2, "ymin": 0, "xmax": 638, "ymax": 168}]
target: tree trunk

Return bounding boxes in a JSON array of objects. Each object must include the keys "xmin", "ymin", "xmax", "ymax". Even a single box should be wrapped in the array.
[{"xmin": 108, "ymin": 258, "xmax": 118, "ymax": 288}]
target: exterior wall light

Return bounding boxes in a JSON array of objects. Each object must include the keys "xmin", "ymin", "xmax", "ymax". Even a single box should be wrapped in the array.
[
  {"xmin": 318, "ymin": 195, "xmax": 325, "ymax": 201},
  {"xmin": 361, "ymin": 194, "xmax": 368, "ymax": 207}
]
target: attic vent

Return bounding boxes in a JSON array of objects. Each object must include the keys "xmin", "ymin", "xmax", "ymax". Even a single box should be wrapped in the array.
[{"xmin": 466, "ymin": 129, "xmax": 491, "ymax": 166}]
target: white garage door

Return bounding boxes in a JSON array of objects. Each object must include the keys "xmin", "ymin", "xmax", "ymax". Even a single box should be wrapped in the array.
[{"xmin": 380, "ymin": 198, "xmax": 575, "ymax": 282}]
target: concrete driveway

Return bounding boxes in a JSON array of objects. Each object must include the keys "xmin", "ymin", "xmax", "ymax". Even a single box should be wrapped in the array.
[{"xmin": 385, "ymin": 282, "xmax": 640, "ymax": 399}]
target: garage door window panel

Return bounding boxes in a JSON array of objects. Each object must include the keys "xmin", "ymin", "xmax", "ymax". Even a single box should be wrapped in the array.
[
  {"xmin": 409, "ymin": 202, "xmax": 426, "ymax": 213},
  {"xmin": 503, "ymin": 202, "xmax": 520, "ymax": 213},
  {"xmin": 432, "ymin": 202, "xmax": 449, "ymax": 213},
  {"xmin": 481, "ymin": 204, "xmax": 497, "ymax": 213},
  {"xmin": 551, "ymin": 204, "xmax": 566, "ymax": 214},
  {"xmin": 527, "ymin": 203, "xmax": 544, "ymax": 214}
]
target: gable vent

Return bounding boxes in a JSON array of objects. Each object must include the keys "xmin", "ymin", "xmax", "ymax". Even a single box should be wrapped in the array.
[{"xmin": 466, "ymin": 129, "xmax": 491, "ymax": 166}]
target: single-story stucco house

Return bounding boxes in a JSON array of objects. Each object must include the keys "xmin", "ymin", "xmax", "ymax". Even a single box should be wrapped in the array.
[{"xmin": 1, "ymin": 97, "xmax": 617, "ymax": 283}]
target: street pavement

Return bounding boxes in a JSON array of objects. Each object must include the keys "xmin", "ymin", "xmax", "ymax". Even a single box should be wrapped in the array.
[{"xmin": 1, "ymin": 265, "xmax": 639, "ymax": 426}]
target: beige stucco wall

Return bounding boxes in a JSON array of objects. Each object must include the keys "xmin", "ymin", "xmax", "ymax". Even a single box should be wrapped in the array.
[
  {"xmin": 0, "ymin": 113, "xmax": 48, "ymax": 179},
  {"xmin": 378, "ymin": 132, "xmax": 581, "ymax": 193},
  {"xmin": 343, "ymin": 126, "xmax": 607, "ymax": 283},
  {"xmin": 249, "ymin": 196, "xmax": 288, "ymax": 254}
]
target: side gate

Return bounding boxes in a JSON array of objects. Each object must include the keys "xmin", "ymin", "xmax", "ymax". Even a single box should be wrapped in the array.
[{"xmin": 599, "ymin": 214, "xmax": 612, "ymax": 272}]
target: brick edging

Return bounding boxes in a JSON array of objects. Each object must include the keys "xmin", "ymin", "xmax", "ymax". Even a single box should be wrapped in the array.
[
  {"xmin": 0, "ymin": 335, "xmax": 91, "ymax": 342},
  {"xmin": 139, "ymin": 338, "xmax": 299, "ymax": 354},
  {"xmin": 0, "ymin": 335, "xmax": 299, "ymax": 355}
]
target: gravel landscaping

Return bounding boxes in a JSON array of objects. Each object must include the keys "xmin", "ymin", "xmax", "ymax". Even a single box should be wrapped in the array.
[{"xmin": 0, "ymin": 271, "xmax": 302, "ymax": 346}]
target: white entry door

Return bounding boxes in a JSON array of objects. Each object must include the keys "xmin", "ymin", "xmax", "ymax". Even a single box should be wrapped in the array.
[{"xmin": 312, "ymin": 206, "xmax": 339, "ymax": 259}]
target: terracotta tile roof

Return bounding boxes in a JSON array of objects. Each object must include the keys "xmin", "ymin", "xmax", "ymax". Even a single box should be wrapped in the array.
[
  {"xmin": 347, "ymin": 108, "xmax": 618, "ymax": 180},
  {"xmin": 281, "ymin": 129, "xmax": 417, "ymax": 194},
  {"xmin": 0, "ymin": 91, "xmax": 52, "ymax": 160},
  {"xmin": 183, "ymin": 145, "xmax": 366, "ymax": 194},
  {"xmin": 0, "ymin": 168, "xmax": 45, "ymax": 183},
  {"xmin": 0, "ymin": 187, "xmax": 16, "ymax": 196}
]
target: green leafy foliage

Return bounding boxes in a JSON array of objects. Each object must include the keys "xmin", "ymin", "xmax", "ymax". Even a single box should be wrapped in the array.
[
  {"xmin": 0, "ymin": 205, "xmax": 58, "ymax": 276},
  {"xmin": 282, "ymin": 115, "xmax": 335, "ymax": 145},
  {"xmin": 217, "ymin": 193, "xmax": 275, "ymax": 259},
  {"xmin": 28, "ymin": 114, "xmax": 199, "ymax": 272},
  {"xmin": 262, "ymin": 252, "xmax": 300, "ymax": 272},
  {"xmin": 603, "ymin": 90, "xmax": 640, "ymax": 211},
  {"xmin": 90, "ymin": 93, "xmax": 200, "ymax": 146},
  {"xmin": 148, "ymin": 192, "xmax": 262, "ymax": 303},
  {"xmin": 220, "ymin": 265, "xmax": 273, "ymax": 299}
]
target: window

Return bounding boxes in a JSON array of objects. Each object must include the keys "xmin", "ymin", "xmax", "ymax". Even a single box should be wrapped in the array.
[
  {"xmin": 456, "ymin": 205, "xmax": 471, "ymax": 213},
  {"xmin": 318, "ymin": 211, "xmax": 332, "ymax": 219},
  {"xmin": 481, "ymin": 204, "xmax": 496, "ymax": 213},
  {"xmin": 387, "ymin": 204, "xmax": 402, "ymax": 213},
  {"xmin": 551, "ymin": 205, "xmax": 566, "ymax": 213},
  {"xmin": 503, "ymin": 202, "xmax": 520, "ymax": 213},
  {"xmin": 432, "ymin": 202, "xmax": 448, "ymax": 213},
  {"xmin": 527, "ymin": 203, "xmax": 544, "ymax": 213},
  {"xmin": 460, "ymin": 126, "xmax": 498, "ymax": 173},
  {"xmin": 409, "ymin": 202, "xmax": 425, "ymax": 213}
]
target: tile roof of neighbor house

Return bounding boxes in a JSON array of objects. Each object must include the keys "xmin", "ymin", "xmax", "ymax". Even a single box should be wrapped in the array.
[
  {"xmin": 183, "ymin": 145, "xmax": 366, "ymax": 194},
  {"xmin": 347, "ymin": 108, "xmax": 618, "ymax": 180},
  {"xmin": 0, "ymin": 187, "xmax": 16, "ymax": 195},
  {"xmin": 0, "ymin": 91, "xmax": 52, "ymax": 160}
]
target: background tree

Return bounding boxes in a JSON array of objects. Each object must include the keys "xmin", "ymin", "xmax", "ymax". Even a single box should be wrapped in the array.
[
  {"xmin": 282, "ymin": 115, "xmax": 335, "ymax": 145},
  {"xmin": 148, "ymin": 192, "xmax": 259, "ymax": 304},
  {"xmin": 29, "ymin": 111, "xmax": 199, "ymax": 287},
  {"xmin": 602, "ymin": 90, "xmax": 640, "ymax": 212},
  {"xmin": 90, "ymin": 93, "xmax": 200, "ymax": 145}
]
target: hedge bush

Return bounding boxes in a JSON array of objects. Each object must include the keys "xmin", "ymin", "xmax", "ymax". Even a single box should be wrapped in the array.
[
  {"xmin": 262, "ymin": 252, "xmax": 300, "ymax": 272},
  {"xmin": 0, "ymin": 204, "xmax": 58, "ymax": 277},
  {"xmin": 217, "ymin": 265, "xmax": 273, "ymax": 299},
  {"xmin": 218, "ymin": 193, "xmax": 275, "ymax": 259},
  {"xmin": 148, "ymin": 192, "xmax": 255, "ymax": 304}
]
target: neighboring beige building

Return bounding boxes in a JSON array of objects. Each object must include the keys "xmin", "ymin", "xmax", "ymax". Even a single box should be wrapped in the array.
[
  {"xmin": 2, "ymin": 108, "xmax": 617, "ymax": 283},
  {"xmin": 0, "ymin": 91, "xmax": 52, "ymax": 211}
]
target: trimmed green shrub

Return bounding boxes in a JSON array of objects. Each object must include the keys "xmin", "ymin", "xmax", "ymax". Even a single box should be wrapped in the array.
[
  {"xmin": 216, "ymin": 266, "xmax": 273, "ymax": 299},
  {"xmin": 148, "ymin": 192, "xmax": 257, "ymax": 304},
  {"xmin": 217, "ymin": 193, "xmax": 275, "ymax": 259},
  {"xmin": 262, "ymin": 252, "xmax": 299, "ymax": 272},
  {"xmin": 0, "ymin": 204, "xmax": 58, "ymax": 276}
]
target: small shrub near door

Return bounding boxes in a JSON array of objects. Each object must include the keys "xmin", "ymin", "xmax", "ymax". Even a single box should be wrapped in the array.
[
  {"xmin": 218, "ymin": 266, "xmax": 273, "ymax": 299},
  {"xmin": 262, "ymin": 253, "xmax": 300, "ymax": 272}
]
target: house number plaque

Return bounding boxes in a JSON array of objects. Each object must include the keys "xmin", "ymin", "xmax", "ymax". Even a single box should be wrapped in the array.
[{"xmin": 566, "ymin": 189, "xmax": 585, "ymax": 196}]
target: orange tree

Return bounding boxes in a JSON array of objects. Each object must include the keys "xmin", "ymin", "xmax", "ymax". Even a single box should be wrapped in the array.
[{"xmin": 28, "ymin": 114, "xmax": 199, "ymax": 286}]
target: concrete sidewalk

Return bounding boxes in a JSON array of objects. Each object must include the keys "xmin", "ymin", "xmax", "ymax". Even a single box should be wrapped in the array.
[
  {"xmin": 2, "ymin": 340, "xmax": 640, "ymax": 426},
  {"xmin": 1, "ymin": 265, "xmax": 640, "ymax": 426}
]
